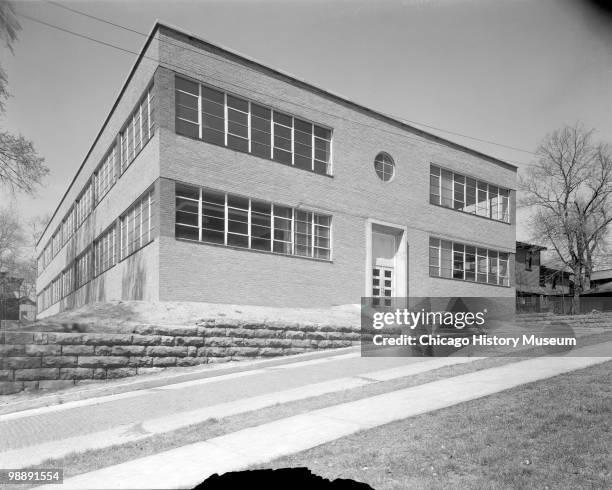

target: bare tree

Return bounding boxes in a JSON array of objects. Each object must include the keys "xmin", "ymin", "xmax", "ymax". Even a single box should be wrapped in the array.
[
  {"xmin": 0, "ymin": 0, "xmax": 48, "ymax": 194},
  {"xmin": 521, "ymin": 123, "xmax": 612, "ymax": 312},
  {"xmin": 0, "ymin": 204, "xmax": 23, "ymax": 271}
]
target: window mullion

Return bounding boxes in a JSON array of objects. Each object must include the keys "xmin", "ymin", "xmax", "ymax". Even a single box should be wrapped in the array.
[
  {"xmin": 247, "ymin": 101, "xmax": 252, "ymax": 154},
  {"xmin": 198, "ymin": 187, "xmax": 202, "ymax": 242},
  {"xmin": 247, "ymin": 198, "xmax": 252, "ymax": 249},
  {"xmin": 290, "ymin": 208, "xmax": 295, "ymax": 255},
  {"xmin": 271, "ymin": 112, "xmax": 275, "ymax": 159},
  {"xmin": 224, "ymin": 192, "xmax": 228, "ymax": 246},
  {"xmin": 311, "ymin": 213, "xmax": 315, "ymax": 258},
  {"xmin": 223, "ymin": 93, "xmax": 228, "ymax": 147},
  {"xmin": 270, "ymin": 204, "xmax": 275, "ymax": 252},
  {"xmin": 198, "ymin": 83, "xmax": 202, "ymax": 140},
  {"xmin": 311, "ymin": 127, "xmax": 315, "ymax": 171},
  {"xmin": 290, "ymin": 118, "xmax": 295, "ymax": 166}
]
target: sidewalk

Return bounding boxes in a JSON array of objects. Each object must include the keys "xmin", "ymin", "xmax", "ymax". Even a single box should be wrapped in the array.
[{"xmin": 38, "ymin": 341, "xmax": 610, "ymax": 489}]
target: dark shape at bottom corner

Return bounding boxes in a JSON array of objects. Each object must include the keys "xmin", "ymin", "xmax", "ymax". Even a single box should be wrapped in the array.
[{"xmin": 193, "ymin": 467, "xmax": 375, "ymax": 489}]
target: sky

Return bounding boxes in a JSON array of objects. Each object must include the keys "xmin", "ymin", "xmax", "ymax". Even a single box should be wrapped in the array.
[{"xmin": 2, "ymin": 0, "xmax": 612, "ymax": 244}]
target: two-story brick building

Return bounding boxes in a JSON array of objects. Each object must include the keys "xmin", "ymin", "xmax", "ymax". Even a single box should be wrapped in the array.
[{"xmin": 35, "ymin": 22, "xmax": 517, "ymax": 318}]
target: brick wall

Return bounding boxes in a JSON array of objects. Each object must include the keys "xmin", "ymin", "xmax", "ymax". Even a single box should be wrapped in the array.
[{"xmin": 0, "ymin": 321, "xmax": 359, "ymax": 394}]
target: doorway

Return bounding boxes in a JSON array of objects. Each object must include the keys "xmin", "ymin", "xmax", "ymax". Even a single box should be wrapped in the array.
[{"xmin": 367, "ymin": 222, "xmax": 408, "ymax": 306}]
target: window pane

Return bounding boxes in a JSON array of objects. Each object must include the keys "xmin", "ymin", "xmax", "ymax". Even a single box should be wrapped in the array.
[
  {"xmin": 227, "ymin": 134, "xmax": 249, "ymax": 152},
  {"xmin": 441, "ymin": 170, "xmax": 453, "ymax": 207},
  {"xmin": 176, "ymin": 77, "xmax": 198, "ymax": 96},
  {"xmin": 227, "ymin": 94, "xmax": 248, "ymax": 112},
  {"xmin": 430, "ymin": 171, "xmax": 440, "ymax": 205},
  {"xmin": 176, "ymin": 224, "xmax": 198, "ymax": 241},
  {"xmin": 477, "ymin": 182, "xmax": 488, "ymax": 217},
  {"xmin": 273, "ymin": 111, "xmax": 292, "ymax": 127},
  {"xmin": 176, "ymin": 119, "xmax": 199, "ymax": 138},
  {"xmin": 314, "ymin": 126, "xmax": 331, "ymax": 139},
  {"xmin": 202, "ymin": 229, "xmax": 224, "ymax": 244},
  {"xmin": 465, "ymin": 178, "xmax": 477, "ymax": 213},
  {"xmin": 441, "ymin": 240, "xmax": 452, "ymax": 278},
  {"xmin": 274, "ymin": 148, "xmax": 292, "ymax": 165},
  {"xmin": 251, "ymin": 105, "xmax": 272, "ymax": 159}
]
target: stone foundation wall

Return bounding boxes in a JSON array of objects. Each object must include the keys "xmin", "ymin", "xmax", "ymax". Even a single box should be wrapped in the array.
[{"xmin": 0, "ymin": 320, "xmax": 360, "ymax": 394}]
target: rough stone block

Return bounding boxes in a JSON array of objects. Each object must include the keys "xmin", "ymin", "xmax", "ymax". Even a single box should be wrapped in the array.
[
  {"xmin": 207, "ymin": 356, "xmax": 232, "ymax": 364},
  {"xmin": 0, "ymin": 345, "xmax": 26, "ymax": 356},
  {"xmin": 198, "ymin": 327, "xmax": 226, "ymax": 337},
  {"xmin": 285, "ymin": 339, "xmax": 314, "ymax": 349},
  {"xmin": 61, "ymin": 345, "xmax": 95, "ymax": 355},
  {"xmin": 230, "ymin": 346, "xmax": 259, "ymax": 357},
  {"xmin": 48, "ymin": 333, "xmax": 86, "ymax": 344},
  {"xmin": 0, "ymin": 370, "xmax": 13, "ymax": 381},
  {"xmin": 59, "ymin": 368, "xmax": 94, "ymax": 380},
  {"xmin": 152, "ymin": 357, "xmax": 176, "ymax": 367},
  {"xmin": 203, "ymin": 337, "xmax": 233, "ymax": 347},
  {"xmin": 111, "ymin": 345, "xmax": 146, "ymax": 356},
  {"xmin": 22, "ymin": 381, "xmax": 39, "ymax": 391},
  {"xmin": 39, "ymin": 379, "xmax": 75, "ymax": 390},
  {"xmin": 4, "ymin": 332, "xmax": 34, "ymax": 344},
  {"xmin": 265, "ymin": 339, "xmax": 293, "ymax": 348},
  {"xmin": 0, "ymin": 381, "xmax": 22, "ymax": 395},
  {"xmin": 14, "ymin": 368, "xmax": 59, "ymax": 381},
  {"xmin": 258, "ymin": 348, "xmax": 283, "ymax": 357},
  {"xmin": 131, "ymin": 334, "xmax": 162, "ymax": 345},
  {"xmin": 126, "ymin": 356, "xmax": 153, "ymax": 367},
  {"xmin": 78, "ymin": 356, "xmax": 129, "ymax": 368},
  {"xmin": 33, "ymin": 333, "xmax": 49, "ymax": 344},
  {"xmin": 146, "ymin": 346, "xmax": 189, "ymax": 357},
  {"xmin": 1, "ymin": 357, "xmax": 42, "ymax": 369},
  {"xmin": 282, "ymin": 347, "xmax": 309, "ymax": 355},
  {"xmin": 201, "ymin": 347, "xmax": 230, "ymax": 357},
  {"xmin": 92, "ymin": 368, "xmax": 107, "ymax": 379},
  {"xmin": 136, "ymin": 367, "xmax": 165, "ymax": 375},
  {"xmin": 94, "ymin": 345, "xmax": 113, "ymax": 355},
  {"xmin": 84, "ymin": 334, "xmax": 133, "ymax": 346},
  {"xmin": 151, "ymin": 325, "xmax": 199, "ymax": 336},
  {"xmin": 174, "ymin": 336, "xmax": 205, "ymax": 346},
  {"xmin": 106, "ymin": 368, "xmax": 137, "ymax": 379},
  {"xmin": 25, "ymin": 345, "xmax": 61, "ymax": 356},
  {"xmin": 42, "ymin": 356, "xmax": 78, "ymax": 368},
  {"xmin": 176, "ymin": 357, "xmax": 204, "ymax": 367}
]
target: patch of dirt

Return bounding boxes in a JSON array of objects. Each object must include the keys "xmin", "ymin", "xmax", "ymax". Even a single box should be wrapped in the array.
[{"xmin": 22, "ymin": 301, "xmax": 361, "ymax": 332}]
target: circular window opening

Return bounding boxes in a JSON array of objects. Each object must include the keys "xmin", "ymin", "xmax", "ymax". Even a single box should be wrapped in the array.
[{"xmin": 374, "ymin": 152, "xmax": 395, "ymax": 182}]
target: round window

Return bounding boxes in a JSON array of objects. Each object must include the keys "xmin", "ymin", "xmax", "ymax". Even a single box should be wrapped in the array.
[{"xmin": 374, "ymin": 152, "xmax": 395, "ymax": 182}]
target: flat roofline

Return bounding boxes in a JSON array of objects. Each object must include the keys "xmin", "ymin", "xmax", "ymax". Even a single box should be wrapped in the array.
[{"xmin": 39, "ymin": 20, "xmax": 518, "ymax": 248}]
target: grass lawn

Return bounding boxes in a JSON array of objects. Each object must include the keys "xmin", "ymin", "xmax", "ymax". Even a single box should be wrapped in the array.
[{"xmin": 256, "ymin": 361, "xmax": 611, "ymax": 490}]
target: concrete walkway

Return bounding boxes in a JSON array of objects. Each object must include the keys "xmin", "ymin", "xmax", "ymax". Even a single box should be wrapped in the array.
[{"xmin": 37, "ymin": 342, "xmax": 611, "ymax": 490}]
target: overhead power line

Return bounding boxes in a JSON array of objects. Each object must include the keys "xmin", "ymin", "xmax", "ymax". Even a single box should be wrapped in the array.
[
  {"xmin": 19, "ymin": 11, "xmax": 533, "ymax": 168},
  {"xmin": 41, "ymin": 0, "xmax": 538, "ymax": 158}
]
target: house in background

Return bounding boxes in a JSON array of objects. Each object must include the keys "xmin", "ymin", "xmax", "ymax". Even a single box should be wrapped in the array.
[
  {"xmin": 579, "ymin": 268, "xmax": 612, "ymax": 312},
  {"xmin": 515, "ymin": 242, "xmax": 574, "ymax": 313},
  {"xmin": 590, "ymin": 269, "xmax": 612, "ymax": 289},
  {"xmin": 515, "ymin": 241, "xmax": 547, "ymax": 312},
  {"xmin": 0, "ymin": 270, "xmax": 36, "ymax": 321}
]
